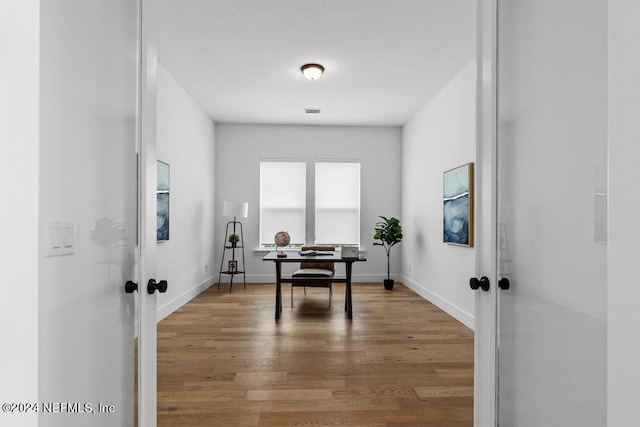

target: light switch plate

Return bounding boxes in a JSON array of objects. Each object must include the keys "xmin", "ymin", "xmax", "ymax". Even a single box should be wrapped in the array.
[{"xmin": 47, "ymin": 220, "xmax": 76, "ymax": 257}]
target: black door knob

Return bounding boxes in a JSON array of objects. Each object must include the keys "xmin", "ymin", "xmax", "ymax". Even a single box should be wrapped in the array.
[
  {"xmin": 498, "ymin": 277, "xmax": 511, "ymax": 290},
  {"xmin": 147, "ymin": 279, "xmax": 168, "ymax": 294},
  {"xmin": 124, "ymin": 280, "xmax": 138, "ymax": 293},
  {"xmin": 470, "ymin": 276, "xmax": 490, "ymax": 291}
]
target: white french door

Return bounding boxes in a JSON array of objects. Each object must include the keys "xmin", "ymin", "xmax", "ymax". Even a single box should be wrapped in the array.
[
  {"xmin": 496, "ymin": 0, "xmax": 607, "ymax": 425},
  {"xmin": 473, "ymin": 1, "xmax": 498, "ymax": 425},
  {"xmin": 495, "ymin": 0, "xmax": 607, "ymax": 424},
  {"xmin": 35, "ymin": 1, "xmax": 152, "ymax": 426},
  {"xmin": 36, "ymin": 1, "xmax": 159, "ymax": 426},
  {"xmin": 138, "ymin": 0, "xmax": 160, "ymax": 425},
  {"xmin": 475, "ymin": 0, "xmax": 608, "ymax": 426}
]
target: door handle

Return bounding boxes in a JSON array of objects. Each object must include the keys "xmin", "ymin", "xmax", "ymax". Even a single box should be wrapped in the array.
[
  {"xmin": 147, "ymin": 279, "xmax": 168, "ymax": 294},
  {"xmin": 124, "ymin": 280, "xmax": 138, "ymax": 293},
  {"xmin": 498, "ymin": 277, "xmax": 511, "ymax": 290},
  {"xmin": 470, "ymin": 276, "xmax": 490, "ymax": 291}
]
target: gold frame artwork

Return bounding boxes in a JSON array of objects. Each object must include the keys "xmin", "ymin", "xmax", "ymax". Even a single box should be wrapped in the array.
[{"xmin": 443, "ymin": 162, "xmax": 474, "ymax": 247}]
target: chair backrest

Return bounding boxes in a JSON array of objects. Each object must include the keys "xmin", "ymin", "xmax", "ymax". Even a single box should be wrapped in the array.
[{"xmin": 300, "ymin": 246, "xmax": 335, "ymax": 272}]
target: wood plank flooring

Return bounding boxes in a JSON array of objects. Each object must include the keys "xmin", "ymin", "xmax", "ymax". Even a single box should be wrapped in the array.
[{"xmin": 157, "ymin": 282, "xmax": 473, "ymax": 426}]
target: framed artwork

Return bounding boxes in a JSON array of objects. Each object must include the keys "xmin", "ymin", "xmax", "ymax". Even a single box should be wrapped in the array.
[
  {"xmin": 228, "ymin": 260, "xmax": 238, "ymax": 273},
  {"xmin": 443, "ymin": 162, "xmax": 474, "ymax": 247},
  {"xmin": 157, "ymin": 160, "xmax": 170, "ymax": 242}
]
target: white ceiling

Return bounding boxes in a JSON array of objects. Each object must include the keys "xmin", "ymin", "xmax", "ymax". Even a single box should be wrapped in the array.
[{"xmin": 154, "ymin": 0, "xmax": 476, "ymax": 127}]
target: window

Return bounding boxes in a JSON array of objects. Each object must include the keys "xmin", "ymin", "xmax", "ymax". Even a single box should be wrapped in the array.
[
  {"xmin": 259, "ymin": 160, "xmax": 361, "ymax": 248},
  {"xmin": 315, "ymin": 162, "xmax": 360, "ymax": 246},
  {"xmin": 259, "ymin": 161, "xmax": 306, "ymax": 246}
]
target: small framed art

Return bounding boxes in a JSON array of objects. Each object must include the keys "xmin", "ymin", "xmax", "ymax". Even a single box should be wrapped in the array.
[
  {"xmin": 157, "ymin": 160, "xmax": 170, "ymax": 242},
  {"xmin": 443, "ymin": 162, "xmax": 474, "ymax": 247}
]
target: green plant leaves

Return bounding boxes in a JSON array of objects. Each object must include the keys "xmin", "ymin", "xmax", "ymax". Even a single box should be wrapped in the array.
[{"xmin": 373, "ymin": 216, "xmax": 403, "ymax": 247}]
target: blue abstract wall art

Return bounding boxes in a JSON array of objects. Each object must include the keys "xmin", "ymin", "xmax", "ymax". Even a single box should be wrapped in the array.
[
  {"xmin": 157, "ymin": 160, "xmax": 170, "ymax": 242},
  {"xmin": 443, "ymin": 163, "xmax": 474, "ymax": 246}
]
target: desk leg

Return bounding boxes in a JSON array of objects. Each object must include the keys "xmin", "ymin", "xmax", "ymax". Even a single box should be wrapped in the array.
[
  {"xmin": 346, "ymin": 261, "xmax": 353, "ymax": 319},
  {"xmin": 275, "ymin": 262, "xmax": 282, "ymax": 320}
]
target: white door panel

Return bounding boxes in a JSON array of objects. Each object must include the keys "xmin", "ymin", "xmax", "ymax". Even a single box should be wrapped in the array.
[
  {"xmin": 608, "ymin": 3, "xmax": 640, "ymax": 424},
  {"xmin": 138, "ymin": 0, "xmax": 160, "ymax": 424},
  {"xmin": 474, "ymin": 0, "xmax": 498, "ymax": 425},
  {"xmin": 495, "ymin": 0, "xmax": 607, "ymax": 425},
  {"xmin": 38, "ymin": 0, "xmax": 139, "ymax": 425}
]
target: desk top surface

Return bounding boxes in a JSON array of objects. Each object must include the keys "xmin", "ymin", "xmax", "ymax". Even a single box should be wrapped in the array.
[{"xmin": 262, "ymin": 250, "xmax": 366, "ymax": 262}]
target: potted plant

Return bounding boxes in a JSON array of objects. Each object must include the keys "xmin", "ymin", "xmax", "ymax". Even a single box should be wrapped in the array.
[
  {"xmin": 373, "ymin": 216, "xmax": 403, "ymax": 290},
  {"xmin": 228, "ymin": 234, "xmax": 240, "ymax": 248}
]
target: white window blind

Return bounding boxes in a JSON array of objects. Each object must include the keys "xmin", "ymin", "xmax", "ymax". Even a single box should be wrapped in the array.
[
  {"xmin": 259, "ymin": 161, "xmax": 306, "ymax": 246},
  {"xmin": 315, "ymin": 162, "xmax": 360, "ymax": 246}
]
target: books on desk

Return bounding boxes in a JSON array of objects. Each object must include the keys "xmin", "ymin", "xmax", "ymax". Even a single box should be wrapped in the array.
[{"xmin": 298, "ymin": 250, "xmax": 333, "ymax": 256}]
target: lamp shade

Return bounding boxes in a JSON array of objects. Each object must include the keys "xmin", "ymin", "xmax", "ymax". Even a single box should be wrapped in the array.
[{"xmin": 223, "ymin": 201, "xmax": 248, "ymax": 218}]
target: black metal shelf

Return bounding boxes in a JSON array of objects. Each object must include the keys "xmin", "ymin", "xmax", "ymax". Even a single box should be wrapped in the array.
[{"xmin": 218, "ymin": 220, "xmax": 246, "ymax": 292}]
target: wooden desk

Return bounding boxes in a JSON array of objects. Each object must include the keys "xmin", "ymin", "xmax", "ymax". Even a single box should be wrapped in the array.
[{"xmin": 262, "ymin": 251, "xmax": 367, "ymax": 320}]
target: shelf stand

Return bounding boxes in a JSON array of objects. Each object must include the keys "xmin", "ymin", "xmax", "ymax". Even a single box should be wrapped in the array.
[{"xmin": 218, "ymin": 218, "xmax": 246, "ymax": 292}]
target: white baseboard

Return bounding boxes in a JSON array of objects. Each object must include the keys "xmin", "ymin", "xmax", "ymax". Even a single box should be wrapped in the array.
[
  {"xmin": 401, "ymin": 275, "xmax": 474, "ymax": 330},
  {"xmin": 156, "ymin": 276, "xmax": 215, "ymax": 322}
]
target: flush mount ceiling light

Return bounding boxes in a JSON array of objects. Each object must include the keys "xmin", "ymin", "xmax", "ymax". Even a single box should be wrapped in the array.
[{"xmin": 301, "ymin": 63, "xmax": 324, "ymax": 80}]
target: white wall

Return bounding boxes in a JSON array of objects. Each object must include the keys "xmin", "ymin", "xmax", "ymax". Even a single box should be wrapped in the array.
[
  {"xmin": 0, "ymin": 2, "xmax": 39, "ymax": 426},
  {"xmin": 215, "ymin": 124, "xmax": 402, "ymax": 283},
  {"xmin": 156, "ymin": 65, "xmax": 217, "ymax": 320},
  {"xmin": 608, "ymin": 1, "xmax": 640, "ymax": 424},
  {"xmin": 401, "ymin": 60, "xmax": 477, "ymax": 329}
]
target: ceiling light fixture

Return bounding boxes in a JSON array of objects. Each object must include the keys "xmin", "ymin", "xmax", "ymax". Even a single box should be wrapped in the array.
[{"xmin": 301, "ymin": 63, "xmax": 324, "ymax": 80}]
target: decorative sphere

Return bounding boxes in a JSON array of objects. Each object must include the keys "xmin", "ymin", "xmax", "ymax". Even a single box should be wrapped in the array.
[{"xmin": 274, "ymin": 231, "xmax": 290, "ymax": 248}]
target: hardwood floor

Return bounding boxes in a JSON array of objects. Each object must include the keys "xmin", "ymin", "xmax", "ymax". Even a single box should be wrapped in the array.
[{"xmin": 157, "ymin": 282, "xmax": 473, "ymax": 426}]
